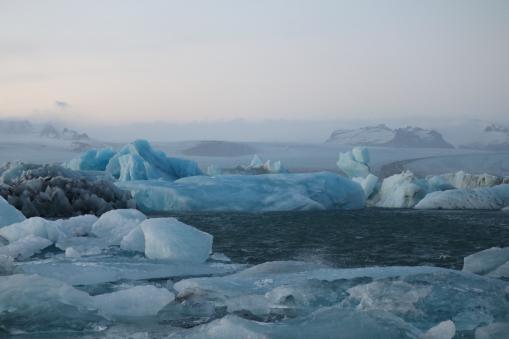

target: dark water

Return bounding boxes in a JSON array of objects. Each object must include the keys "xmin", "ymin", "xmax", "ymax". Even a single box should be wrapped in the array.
[{"xmin": 161, "ymin": 209, "xmax": 509, "ymax": 270}]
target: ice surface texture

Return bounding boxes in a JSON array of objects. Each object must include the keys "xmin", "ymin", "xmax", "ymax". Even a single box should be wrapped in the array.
[
  {"xmin": 118, "ymin": 171, "xmax": 366, "ymax": 213},
  {"xmin": 0, "ymin": 195, "xmax": 25, "ymax": 227},
  {"xmin": 0, "ymin": 162, "xmax": 134, "ymax": 217},
  {"xmin": 415, "ymin": 184, "xmax": 509, "ymax": 210},
  {"xmin": 463, "ymin": 246, "xmax": 509, "ymax": 279}
]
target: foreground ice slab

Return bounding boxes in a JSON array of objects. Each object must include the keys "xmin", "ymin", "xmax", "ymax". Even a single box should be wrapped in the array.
[
  {"xmin": 118, "ymin": 172, "xmax": 365, "ymax": 213},
  {"xmin": 0, "ymin": 274, "xmax": 174, "ymax": 334},
  {"xmin": 0, "ymin": 196, "xmax": 25, "ymax": 227},
  {"xmin": 18, "ymin": 254, "xmax": 245, "ymax": 285},
  {"xmin": 415, "ymin": 184, "xmax": 509, "ymax": 210},
  {"xmin": 172, "ymin": 261, "xmax": 507, "ymax": 337},
  {"xmin": 141, "ymin": 218, "xmax": 213, "ymax": 262}
]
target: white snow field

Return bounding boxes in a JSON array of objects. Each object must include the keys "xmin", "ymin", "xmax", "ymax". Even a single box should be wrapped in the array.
[{"xmin": 117, "ymin": 171, "xmax": 366, "ymax": 213}]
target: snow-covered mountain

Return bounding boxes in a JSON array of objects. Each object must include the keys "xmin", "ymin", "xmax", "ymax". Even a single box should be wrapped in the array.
[
  {"xmin": 326, "ymin": 125, "xmax": 454, "ymax": 148},
  {"xmin": 460, "ymin": 123, "xmax": 509, "ymax": 151}
]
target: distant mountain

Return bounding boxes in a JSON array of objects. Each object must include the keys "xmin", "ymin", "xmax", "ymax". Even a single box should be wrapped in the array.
[
  {"xmin": 460, "ymin": 123, "xmax": 509, "ymax": 151},
  {"xmin": 326, "ymin": 124, "xmax": 454, "ymax": 148},
  {"xmin": 0, "ymin": 120, "xmax": 33, "ymax": 134},
  {"xmin": 40, "ymin": 124, "xmax": 89, "ymax": 141}
]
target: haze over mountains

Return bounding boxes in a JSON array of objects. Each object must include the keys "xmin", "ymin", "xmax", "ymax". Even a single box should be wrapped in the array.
[{"xmin": 1, "ymin": 118, "xmax": 509, "ymax": 151}]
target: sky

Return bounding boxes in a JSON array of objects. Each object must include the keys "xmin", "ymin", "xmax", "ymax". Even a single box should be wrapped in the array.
[{"xmin": 1, "ymin": 0, "xmax": 508, "ymax": 127}]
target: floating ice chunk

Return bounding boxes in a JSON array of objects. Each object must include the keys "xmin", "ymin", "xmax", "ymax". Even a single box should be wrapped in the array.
[
  {"xmin": 64, "ymin": 147, "xmax": 116, "ymax": 171},
  {"xmin": 463, "ymin": 247, "xmax": 509, "ymax": 278},
  {"xmin": 93, "ymin": 285, "xmax": 174, "ymax": 319},
  {"xmin": 0, "ymin": 217, "xmax": 61, "ymax": 243},
  {"xmin": 503, "ymin": 206, "xmax": 509, "ymax": 212},
  {"xmin": 92, "ymin": 209, "xmax": 146, "ymax": 245},
  {"xmin": 65, "ymin": 247, "xmax": 81, "ymax": 258},
  {"xmin": 118, "ymin": 172, "xmax": 365, "ymax": 213},
  {"xmin": 422, "ymin": 320, "xmax": 455, "ymax": 339},
  {"xmin": 0, "ymin": 274, "xmax": 102, "ymax": 333},
  {"xmin": 353, "ymin": 173, "xmax": 379, "ymax": 198},
  {"xmin": 0, "ymin": 235, "xmax": 52, "ymax": 259},
  {"xmin": 415, "ymin": 184, "xmax": 509, "ymax": 210},
  {"xmin": 54, "ymin": 215, "xmax": 98, "ymax": 237},
  {"xmin": 337, "ymin": 150, "xmax": 370, "ymax": 178},
  {"xmin": 374, "ymin": 171, "xmax": 430, "ymax": 208},
  {"xmin": 19, "ymin": 255, "xmax": 244, "ymax": 285},
  {"xmin": 141, "ymin": 218, "xmax": 212, "ymax": 262},
  {"xmin": 105, "ymin": 139, "xmax": 202, "ymax": 181},
  {"xmin": 0, "ymin": 196, "xmax": 25, "ymax": 227},
  {"xmin": 120, "ymin": 227, "xmax": 145, "ymax": 252}
]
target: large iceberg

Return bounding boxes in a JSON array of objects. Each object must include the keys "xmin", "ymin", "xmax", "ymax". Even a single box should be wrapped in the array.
[
  {"xmin": 64, "ymin": 147, "xmax": 116, "ymax": 171},
  {"xmin": 415, "ymin": 184, "xmax": 509, "ymax": 210},
  {"xmin": 118, "ymin": 172, "xmax": 366, "ymax": 213},
  {"xmin": 65, "ymin": 139, "xmax": 202, "ymax": 181},
  {"xmin": 0, "ymin": 196, "xmax": 25, "ymax": 227},
  {"xmin": 105, "ymin": 140, "xmax": 202, "ymax": 181}
]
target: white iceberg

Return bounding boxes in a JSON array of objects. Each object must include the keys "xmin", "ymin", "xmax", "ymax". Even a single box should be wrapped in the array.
[
  {"xmin": 415, "ymin": 184, "xmax": 509, "ymax": 210},
  {"xmin": 353, "ymin": 173, "xmax": 379, "ymax": 198},
  {"xmin": 0, "ymin": 196, "xmax": 25, "ymax": 227},
  {"xmin": 141, "ymin": 218, "xmax": 213, "ymax": 262},
  {"xmin": 0, "ymin": 235, "xmax": 52, "ymax": 259},
  {"xmin": 92, "ymin": 209, "xmax": 146, "ymax": 245},
  {"xmin": 120, "ymin": 226, "xmax": 145, "ymax": 252},
  {"xmin": 373, "ymin": 171, "xmax": 430, "ymax": 208},
  {"xmin": 118, "ymin": 172, "xmax": 365, "ymax": 213}
]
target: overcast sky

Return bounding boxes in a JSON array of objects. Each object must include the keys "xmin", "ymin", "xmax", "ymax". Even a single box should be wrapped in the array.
[{"xmin": 1, "ymin": 0, "xmax": 508, "ymax": 125}]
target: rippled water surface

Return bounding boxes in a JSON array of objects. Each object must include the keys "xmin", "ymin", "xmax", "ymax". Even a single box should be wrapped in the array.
[{"xmin": 168, "ymin": 209, "xmax": 509, "ymax": 269}]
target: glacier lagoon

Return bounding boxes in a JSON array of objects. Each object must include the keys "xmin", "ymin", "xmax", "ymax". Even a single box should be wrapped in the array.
[{"xmin": 1, "ymin": 141, "xmax": 509, "ymax": 338}]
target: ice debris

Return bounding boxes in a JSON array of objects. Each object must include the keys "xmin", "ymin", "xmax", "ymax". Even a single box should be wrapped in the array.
[{"xmin": 208, "ymin": 154, "xmax": 286, "ymax": 176}]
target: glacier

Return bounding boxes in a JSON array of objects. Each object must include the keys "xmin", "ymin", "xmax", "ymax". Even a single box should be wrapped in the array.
[{"xmin": 117, "ymin": 172, "xmax": 366, "ymax": 213}]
